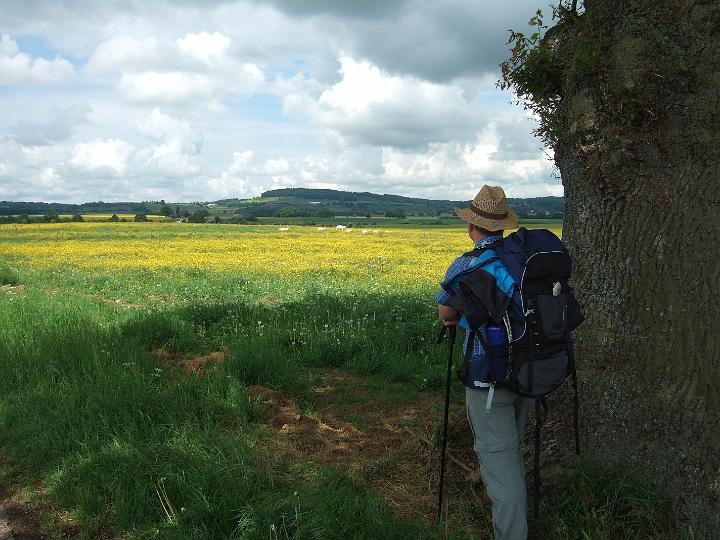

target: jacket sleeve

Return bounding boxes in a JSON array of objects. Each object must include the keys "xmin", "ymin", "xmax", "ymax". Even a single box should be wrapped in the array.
[{"xmin": 435, "ymin": 255, "xmax": 469, "ymax": 306}]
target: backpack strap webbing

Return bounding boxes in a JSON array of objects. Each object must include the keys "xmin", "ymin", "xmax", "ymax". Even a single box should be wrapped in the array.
[
  {"xmin": 464, "ymin": 330, "xmax": 476, "ymax": 363},
  {"xmin": 474, "ymin": 327, "xmax": 492, "ymax": 355},
  {"xmin": 456, "ymin": 329, "xmax": 476, "ymax": 385}
]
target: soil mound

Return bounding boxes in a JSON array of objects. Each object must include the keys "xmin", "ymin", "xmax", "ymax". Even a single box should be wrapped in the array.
[
  {"xmin": 248, "ymin": 373, "xmax": 483, "ymax": 527},
  {"xmin": 150, "ymin": 348, "xmax": 225, "ymax": 373},
  {"xmin": 249, "ymin": 385, "xmax": 365, "ymax": 461}
]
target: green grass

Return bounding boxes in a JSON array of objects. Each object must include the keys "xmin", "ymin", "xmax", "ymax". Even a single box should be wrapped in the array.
[
  {"xmin": 536, "ymin": 460, "xmax": 675, "ymax": 539},
  {"xmin": 0, "ymin": 288, "xmax": 446, "ymax": 538},
  {"xmin": 0, "ymin": 263, "xmax": 19, "ymax": 285},
  {"xmin": 0, "ymin": 253, "xmax": 676, "ymax": 539}
]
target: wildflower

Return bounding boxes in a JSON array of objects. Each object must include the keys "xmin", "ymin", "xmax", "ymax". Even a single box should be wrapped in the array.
[{"xmin": 0, "ymin": 222, "xmax": 562, "ymax": 287}]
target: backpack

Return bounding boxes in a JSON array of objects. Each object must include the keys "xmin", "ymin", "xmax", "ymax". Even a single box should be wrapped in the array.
[{"xmin": 441, "ymin": 227, "xmax": 583, "ymax": 516}]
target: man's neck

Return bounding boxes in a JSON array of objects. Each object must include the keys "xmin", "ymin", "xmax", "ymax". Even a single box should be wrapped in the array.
[{"xmin": 472, "ymin": 232, "xmax": 499, "ymax": 244}]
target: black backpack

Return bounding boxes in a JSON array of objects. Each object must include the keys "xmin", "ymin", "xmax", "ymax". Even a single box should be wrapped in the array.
[{"xmin": 446, "ymin": 228, "xmax": 584, "ymax": 516}]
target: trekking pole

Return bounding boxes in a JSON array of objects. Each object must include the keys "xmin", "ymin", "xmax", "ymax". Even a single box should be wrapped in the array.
[{"xmin": 437, "ymin": 324, "xmax": 456, "ymax": 523}]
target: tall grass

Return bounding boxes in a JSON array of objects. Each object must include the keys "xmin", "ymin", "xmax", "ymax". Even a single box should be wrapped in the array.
[
  {"xmin": 536, "ymin": 460, "xmax": 675, "ymax": 539},
  {"xmin": 0, "ymin": 288, "xmax": 443, "ymax": 538},
  {"xmin": 0, "ymin": 263, "xmax": 19, "ymax": 285},
  {"xmin": 0, "ymin": 269, "xmax": 675, "ymax": 538}
]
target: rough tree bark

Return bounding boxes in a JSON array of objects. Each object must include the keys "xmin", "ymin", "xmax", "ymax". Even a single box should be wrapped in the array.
[{"xmin": 549, "ymin": 0, "xmax": 719, "ymax": 534}]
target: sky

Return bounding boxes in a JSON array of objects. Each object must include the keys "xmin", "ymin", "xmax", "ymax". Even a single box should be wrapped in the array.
[{"xmin": 0, "ymin": 0, "xmax": 562, "ymax": 204}]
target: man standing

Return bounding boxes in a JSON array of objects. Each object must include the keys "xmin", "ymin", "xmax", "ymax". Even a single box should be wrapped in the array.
[{"xmin": 436, "ymin": 185, "xmax": 532, "ymax": 540}]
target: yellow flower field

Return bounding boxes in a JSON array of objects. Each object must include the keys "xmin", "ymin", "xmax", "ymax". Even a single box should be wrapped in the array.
[{"xmin": 0, "ymin": 222, "xmax": 562, "ymax": 286}]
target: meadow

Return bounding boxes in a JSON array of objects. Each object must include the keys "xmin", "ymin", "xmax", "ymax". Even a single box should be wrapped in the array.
[{"xmin": 0, "ymin": 221, "xmax": 673, "ymax": 539}]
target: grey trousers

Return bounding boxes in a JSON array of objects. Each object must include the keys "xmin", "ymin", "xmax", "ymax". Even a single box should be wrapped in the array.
[{"xmin": 466, "ymin": 387, "xmax": 533, "ymax": 540}]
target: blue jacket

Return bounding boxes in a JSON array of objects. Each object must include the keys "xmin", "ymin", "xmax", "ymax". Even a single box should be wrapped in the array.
[{"xmin": 436, "ymin": 235, "xmax": 519, "ymax": 384}]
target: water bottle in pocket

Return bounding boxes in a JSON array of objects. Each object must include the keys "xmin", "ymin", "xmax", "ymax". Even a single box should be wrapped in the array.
[{"xmin": 485, "ymin": 322, "xmax": 509, "ymax": 384}]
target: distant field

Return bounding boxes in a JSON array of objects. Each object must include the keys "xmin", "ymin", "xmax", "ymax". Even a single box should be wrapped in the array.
[
  {"xmin": 256, "ymin": 216, "xmax": 563, "ymax": 228},
  {"xmin": 20, "ymin": 213, "xmax": 563, "ymax": 228},
  {"xmin": 0, "ymin": 222, "xmax": 563, "ymax": 285}
]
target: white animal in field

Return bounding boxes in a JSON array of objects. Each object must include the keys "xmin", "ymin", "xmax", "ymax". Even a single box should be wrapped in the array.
[
  {"xmin": 362, "ymin": 229, "xmax": 369, "ymax": 234},
  {"xmin": 345, "ymin": 228, "xmax": 353, "ymax": 232},
  {"xmin": 278, "ymin": 227, "xmax": 289, "ymax": 231},
  {"xmin": 372, "ymin": 229, "xmax": 379, "ymax": 234},
  {"xmin": 335, "ymin": 225, "xmax": 346, "ymax": 230},
  {"xmin": 317, "ymin": 227, "xmax": 327, "ymax": 231}
]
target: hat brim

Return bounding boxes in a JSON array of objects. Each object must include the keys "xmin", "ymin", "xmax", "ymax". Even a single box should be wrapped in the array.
[{"xmin": 453, "ymin": 206, "xmax": 519, "ymax": 231}]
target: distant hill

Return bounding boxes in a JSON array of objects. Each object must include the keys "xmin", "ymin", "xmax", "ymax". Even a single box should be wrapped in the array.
[
  {"xmin": 219, "ymin": 188, "xmax": 564, "ymax": 218},
  {"xmin": 0, "ymin": 187, "xmax": 564, "ymax": 219},
  {"xmin": 0, "ymin": 200, "xmax": 152, "ymax": 216}
]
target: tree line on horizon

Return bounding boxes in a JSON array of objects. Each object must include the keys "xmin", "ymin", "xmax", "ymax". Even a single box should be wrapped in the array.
[{"xmin": 0, "ymin": 188, "xmax": 565, "ymax": 223}]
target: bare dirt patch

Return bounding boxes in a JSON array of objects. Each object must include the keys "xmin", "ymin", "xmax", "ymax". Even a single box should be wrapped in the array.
[
  {"xmin": 150, "ymin": 348, "xmax": 225, "ymax": 373},
  {"xmin": 249, "ymin": 372, "xmax": 490, "ymax": 532},
  {"xmin": 257, "ymin": 294, "xmax": 286, "ymax": 306},
  {"xmin": 144, "ymin": 294, "xmax": 180, "ymax": 303},
  {"xmin": 0, "ymin": 458, "xmax": 57, "ymax": 540},
  {"xmin": 0, "ymin": 285, "xmax": 26, "ymax": 294},
  {"xmin": 0, "ymin": 455, "xmax": 119, "ymax": 540}
]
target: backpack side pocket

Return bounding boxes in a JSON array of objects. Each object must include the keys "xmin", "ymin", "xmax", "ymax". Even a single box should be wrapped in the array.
[{"xmin": 535, "ymin": 293, "xmax": 568, "ymax": 341}]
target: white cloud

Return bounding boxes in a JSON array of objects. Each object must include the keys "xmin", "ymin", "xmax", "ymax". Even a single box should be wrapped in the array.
[
  {"xmin": 118, "ymin": 71, "xmax": 216, "ymax": 104},
  {"xmin": 291, "ymin": 56, "xmax": 481, "ymax": 148},
  {"xmin": 69, "ymin": 139, "xmax": 134, "ymax": 176},
  {"xmin": 137, "ymin": 108, "xmax": 199, "ymax": 153},
  {"xmin": 0, "ymin": 34, "xmax": 19, "ymax": 56},
  {"xmin": 262, "ymin": 157, "xmax": 290, "ymax": 175},
  {"xmin": 544, "ymin": 183, "xmax": 564, "ymax": 196},
  {"xmin": 0, "ymin": 34, "xmax": 73, "ymax": 84},
  {"xmin": 0, "ymin": 2, "xmax": 560, "ymax": 203},
  {"xmin": 463, "ymin": 141, "xmax": 498, "ymax": 172},
  {"xmin": 204, "ymin": 150, "xmax": 256, "ymax": 199},
  {"xmin": 137, "ymin": 109, "xmax": 203, "ymax": 175},
  {"xmin": 227, "ymin": 150, "xmax": 254, "ymax": 174},
  {"xmin": 89, "ymin": 31, "xmax": 266, "ymax": 107},
  {"xmin": 34, "ymin": 167, "xmax": 62, "ymax": 188},
  {"xmin": 258, "ymin": 0, "xmax": 543, "ymax": 82},
  {"xmin": 9, "ymin": 103, "xmax": 91, "ymax": 146},
  {"xmin": 88, "ymin": 31, "xmax": 241, "ymax": 74},
  {"xmin": 85, "ymin": 35, "xmax": 169, "ymax": 75},
  {"xmin": 176, "ymin": 31, "xmax": 231, "ymax": 65},
  {"xmin": 508, "ymin": 159, "xmax": 545, "ymax": 179}
]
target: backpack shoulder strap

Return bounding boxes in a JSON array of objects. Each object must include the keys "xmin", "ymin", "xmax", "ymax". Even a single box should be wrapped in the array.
[{"xmin": 443, "ymin": 241, "xmax": 503, "ymax": 297}]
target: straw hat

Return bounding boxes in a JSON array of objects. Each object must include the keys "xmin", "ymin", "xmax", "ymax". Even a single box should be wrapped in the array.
[{"xmin": 454, "ymin": 185, "xmax": 518, "ymax": 231}]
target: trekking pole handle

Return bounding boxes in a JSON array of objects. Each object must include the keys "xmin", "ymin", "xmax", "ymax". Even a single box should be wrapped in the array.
[
  {"xmin": 448, "ymin": 324, "xmax": 456, "ymax": 345},
  {"xmin": 437, "ymin": 324, "xmax": 458, "ymax": 345}
]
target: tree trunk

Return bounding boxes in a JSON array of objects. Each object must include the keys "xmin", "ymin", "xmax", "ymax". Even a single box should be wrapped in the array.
[{"xmin": 553, "ymin": 0, "xmax": 720, "ymax": 533}]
